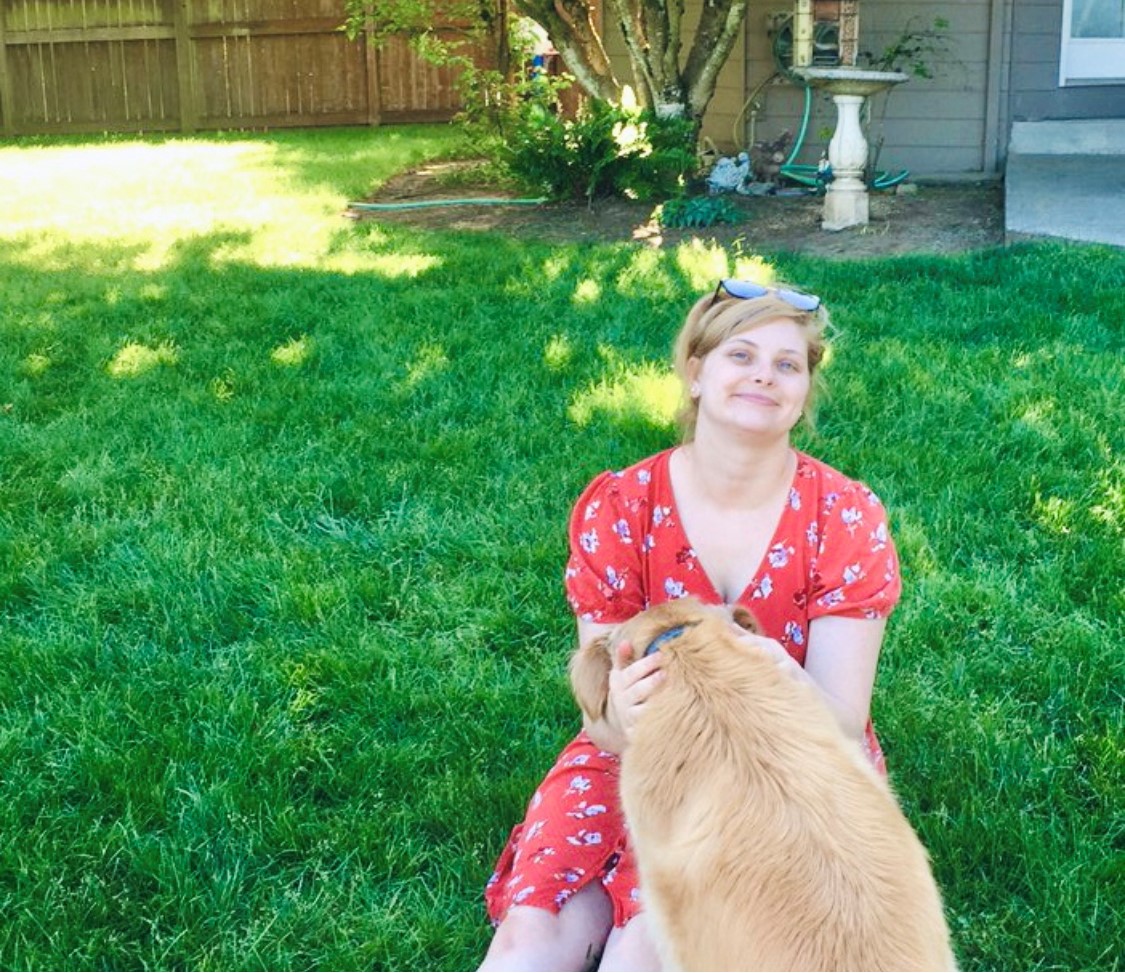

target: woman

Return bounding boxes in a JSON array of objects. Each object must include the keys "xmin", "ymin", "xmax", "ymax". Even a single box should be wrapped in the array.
[{"xmin": 479, "ymin": 280, "xmax": 902, "ymax": 971}]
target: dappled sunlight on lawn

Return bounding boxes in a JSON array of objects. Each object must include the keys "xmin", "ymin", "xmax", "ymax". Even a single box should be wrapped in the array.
[
  {"xmin": 567, "ymin": 355, "xmax": 680, "ymax": 431},
  {"xmin": 107, "ymin": 341, "xmax": 179, "ymax": 377},
  {"xmin": 673, "ymin": 238, "xmax": 781, "ymax": 290},
  {"xmin": 0, "ymin": 139, "xmax": 433, "ymax": 275},
  {"xmin": 271, "ymin": 336, "xmax": 314, "ymax": 368}
]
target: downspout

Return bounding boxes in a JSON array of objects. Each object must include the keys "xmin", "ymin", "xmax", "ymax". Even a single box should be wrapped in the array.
[{"xmin": 983, "ymin": 0, "xmax": 1015, "ymax": 174}]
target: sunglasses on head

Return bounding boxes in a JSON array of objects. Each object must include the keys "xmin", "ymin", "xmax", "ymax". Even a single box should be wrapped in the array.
[{"xmin": 709, "ymin": 278, "xmax": 821, "ymax": 312}]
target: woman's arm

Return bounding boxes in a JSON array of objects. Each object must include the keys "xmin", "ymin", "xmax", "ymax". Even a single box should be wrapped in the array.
[
  {"xmin": 575, "ymin": 616, "xmax": 666, "ymax": 754},
  {"xmin": 802, "ymin": 615, "xmax": 887, "ymax": 743}
]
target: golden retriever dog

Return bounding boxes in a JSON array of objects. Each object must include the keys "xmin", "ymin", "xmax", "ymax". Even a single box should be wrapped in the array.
[{"xmin": 570, "ymin": 598, "xmax": 957, "ymax": 972}]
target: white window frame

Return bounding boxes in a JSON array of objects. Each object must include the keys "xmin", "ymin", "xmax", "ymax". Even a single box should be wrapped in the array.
[{"xmin": 1060, "ymin": 0, "xmax": 1125, "ymax": 84}]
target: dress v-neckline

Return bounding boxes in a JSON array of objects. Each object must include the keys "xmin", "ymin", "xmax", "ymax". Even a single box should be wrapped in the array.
[{"xmin": 659, "ymin": 447, "xmax": 803, "ymax": 605}]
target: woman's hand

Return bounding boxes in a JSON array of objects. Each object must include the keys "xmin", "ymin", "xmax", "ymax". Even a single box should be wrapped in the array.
[
  {"xmin": 605, "ymin": 641, "xmax": 666, "ymax": 744},
  {"xmin": 578, "ymin": 617, "xmax": 667, "ymax": 754}
]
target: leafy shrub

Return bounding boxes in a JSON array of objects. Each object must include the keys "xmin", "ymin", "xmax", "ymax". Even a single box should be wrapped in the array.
[
  {"xmin": 499, "ymin": 88, "xmax": 696, "ymax": 204},
  {"xmin": 656, "ymin": 194, "xmax": 743, "ymax": 228}
]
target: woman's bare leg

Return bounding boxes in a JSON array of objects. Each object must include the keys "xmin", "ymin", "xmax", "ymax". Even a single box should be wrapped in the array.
[
  {"xmin": 478, "ymin": 882, "xmax": 614, "ymax": 972},
  {"xmin": 597, "ymin": 913, "xmax": 663, "ymax": 972}
]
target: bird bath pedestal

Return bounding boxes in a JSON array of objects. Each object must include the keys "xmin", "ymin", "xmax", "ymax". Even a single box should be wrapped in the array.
[{"xmin": 794, "ymin": 67, "xmax": 909, "ymax": 231}]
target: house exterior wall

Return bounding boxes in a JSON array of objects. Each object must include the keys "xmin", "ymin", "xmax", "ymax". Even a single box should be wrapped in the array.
[
  {"xmin": 1009, "ymin": 0, "xmax": 1125, "ymax": 121},
  {"xmin": 601, "ymin": 0, "xmax": 1124, "ymax": 180},
  {"xmin": 602, "ymin": 0, "xmax": 1002, "ymax": 179}
]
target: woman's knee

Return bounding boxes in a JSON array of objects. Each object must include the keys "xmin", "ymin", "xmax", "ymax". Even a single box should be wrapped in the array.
[
  {"xmin": 479, "ymin": 885, "xmax": 614, "ymax": 971},
  {"xmin": 598, "ymin": 913, "xmax": 663, "ymax": 972}
]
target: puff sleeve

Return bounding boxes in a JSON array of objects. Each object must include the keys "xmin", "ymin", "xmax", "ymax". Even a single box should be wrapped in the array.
[
  {"xmin": 563, "ymin": 469, "xmax": 650, "ymax": 624},
  {"xmin": 807, "ymin": 478, "xmax": 902, "ymax": 622}
]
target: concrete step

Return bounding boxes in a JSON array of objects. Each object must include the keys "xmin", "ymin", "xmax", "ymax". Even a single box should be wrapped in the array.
[
  {"xmin": 1010, "ymin": 118, "xmax": 1125, "ymax": 155},
  {"xmin": 1005, "ymin": 119, "xmax": 1125, "ymax": 248}
]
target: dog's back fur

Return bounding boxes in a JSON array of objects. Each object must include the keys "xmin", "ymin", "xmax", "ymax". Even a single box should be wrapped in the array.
[{"xmin": 570, "ymin": 598, "xmax": 957, "ymax": 972}]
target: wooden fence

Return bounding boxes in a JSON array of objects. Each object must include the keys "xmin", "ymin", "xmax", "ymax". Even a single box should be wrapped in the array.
[{"xmin": 0, "ymin": 0, "xmax": 490, "ymax": 136}]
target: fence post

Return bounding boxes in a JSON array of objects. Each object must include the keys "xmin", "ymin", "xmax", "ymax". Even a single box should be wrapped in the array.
[
  {"xmin": 0, "ymin": 4, "xmax": 14, "ymax": 136},
  {"xmin": 364, "ymin": 23, "xmax": 383, "ymax": 126},
  {"xmin": 172, "ymin": 0, "xmax": 198, "ymax": 132}
]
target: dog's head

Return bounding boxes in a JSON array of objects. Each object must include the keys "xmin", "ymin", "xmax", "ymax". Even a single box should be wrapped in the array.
[{"xmin": 569, "ymin": 598, "xmax": 761, "ymax": 723}]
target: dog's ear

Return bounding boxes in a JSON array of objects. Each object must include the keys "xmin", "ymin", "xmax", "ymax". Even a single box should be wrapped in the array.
[
  {"xmin": 569, "ymin": 635, "xmax": 613, "ymax": 722},
  {"xmin": 731, "ymin": 605, "xmax": 762, "ymax": 635}
]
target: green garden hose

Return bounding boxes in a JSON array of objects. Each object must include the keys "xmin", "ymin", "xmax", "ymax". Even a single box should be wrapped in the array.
[{"xmin": 348, "ymin": 198, "xmax": 547, "ymax": 211}]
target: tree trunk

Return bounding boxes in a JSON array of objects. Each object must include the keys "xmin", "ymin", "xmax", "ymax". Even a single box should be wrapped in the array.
[
  {"xmin": 682, "ymin": 0, "xmax": 749, "ymax": 121},
  {"xmin": 514, "ymin": 0, "xmax": 749, "ymax": 137},
  {"xmin": 515, "ymin": 0, "xmax": 622, "ymax": 101}
]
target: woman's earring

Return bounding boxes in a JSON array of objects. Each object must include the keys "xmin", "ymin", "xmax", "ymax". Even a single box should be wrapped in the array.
[{"xmin": 690, "ymin": 382, "xmax": 701, "ymax": 399}]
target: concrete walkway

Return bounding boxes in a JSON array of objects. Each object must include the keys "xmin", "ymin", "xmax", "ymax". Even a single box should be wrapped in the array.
[{"xmin": 1005, "ymin": 119, "xmax": 1125, "ymax": 248}]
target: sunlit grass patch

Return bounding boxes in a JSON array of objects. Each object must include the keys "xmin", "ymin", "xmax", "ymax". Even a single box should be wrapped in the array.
[
  {"xmin": 271, "ymin": 336, "xmax": 314, "ymax": 368},
  {"xmin": 107, "ymin": 340, "xmax": 179, "ymax": 377},
  {"xmin": 568, "ymin": 361, "xmax": 680, "ymax": 429}
]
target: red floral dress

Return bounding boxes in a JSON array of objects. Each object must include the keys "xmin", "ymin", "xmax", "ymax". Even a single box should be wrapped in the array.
[{"xmin": 485, "ymin": 448, "xmax": 902, "ymax": 928}]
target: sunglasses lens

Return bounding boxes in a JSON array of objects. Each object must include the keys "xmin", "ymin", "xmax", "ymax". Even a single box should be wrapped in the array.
[
  {"xmin": 777, "ymin": 288, "xmax": 821, "ymax": 311},
  {"xmin": 714, "ymin": 279, "xmax": 821, "ymax": 312},
  {"xmin": 720, "ymin": 279, "xmax": 769, "ymax": 300}
]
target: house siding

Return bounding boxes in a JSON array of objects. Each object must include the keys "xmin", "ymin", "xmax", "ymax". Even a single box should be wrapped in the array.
[
  {"xmin": 602, "ymin": 0, "xmax": 1123, "ymax": 180},
  {"xmin": 604, "ymin": 0, "xmax": 1000, "ymax": 178},
  {"xmin": 1010, "ymin": 0, "xmax": 1125, "ymax": 120}
]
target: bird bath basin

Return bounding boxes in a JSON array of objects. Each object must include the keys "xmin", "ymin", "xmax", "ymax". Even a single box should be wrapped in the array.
[
  {"xmin": 795, "ymin": 67, "xmax": 909, "ymax": 97},
  {"xmin": 793, "ymin": 67, "xmax": 909, "ymax": 230}
]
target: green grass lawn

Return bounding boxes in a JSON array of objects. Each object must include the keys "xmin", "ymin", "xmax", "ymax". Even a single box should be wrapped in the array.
[{"xmin": 1, "ymin": 125, "xmax": 1122, "ymax": 971}]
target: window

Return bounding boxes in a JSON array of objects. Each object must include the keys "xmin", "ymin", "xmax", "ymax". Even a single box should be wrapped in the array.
[{"xmin": 1060, "ymin": 0, "xmax": 1125, "ymax": 84}]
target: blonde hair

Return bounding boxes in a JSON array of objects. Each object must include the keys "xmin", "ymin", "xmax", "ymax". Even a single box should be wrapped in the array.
[{"xmin": 673, "ymin": 288, "xmax": 831, "ymax": 440}]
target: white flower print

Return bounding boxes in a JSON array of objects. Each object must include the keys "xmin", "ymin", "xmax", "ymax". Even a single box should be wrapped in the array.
[
  {"xmin": 785, "ymin": 620, "xmax": 805, "ymax": 646},
  {"xmin": 788, "ymin": 487, "xmax": 801, "ymax": 510},
  {"xmin": 643, "ymin": 534, "xmax": 656, "ymax": 552},
  {"xmin": 664, "ymin": 577, "xmax": 687, "ymax": 598},
  {"xmin": 637, "ymin": 469, "xmax": 651, "ymax": 485},
  {"xmin": 566, "ymin": 802, "xmax": 608, "ymax": 820},
  {"xmin": 565, "ymin": 775, "xmax": 592, "ymax": 795},
  {"xmin": 823, "ymin": 491, "xmax": 840, "ymax": 512},
  {"xmin": 580, "ymin": 529, "xmax": 599, "ymax": 554},
  {"xmin": 526, "ymin": 819, "xmax": 546, "ymax": 840},
  {"xmin": 565, "ymin": 830, "xmax": 603, "ymax": 847},
  {"xmin": 753, "ymin": 575, "xmax": 774, "ymax": 599},
  {"xmin": 513, "ymin": 885, "xmax": 537, "ymax": 905},
  {"xmin": 767, "ymin": 544, "xmax": 793, "ymax": 568},
  {"xmin": 817, "ymin": 589, "xmax": 845, "ymax": 609},
  {"xmin": 653, "ymin": 505, "xmax": 671, "ymax": 526},
  {"xmin": 613, "ymin": 519, "xmax": 633, "ymax": 544},
  {"xmin": 870, "ymin": 521, "xmax": 889, "ymax": 552},
  {"xmin": 806, "ymin": 523, "xmax": 819, "ymax": 547},
  {"xmin": 843, "ymin": 562, "xmax": 864, "ymax": 585},
  {"xmin": 604, "ymin": 566, "xmax": 626, "ymax": 591},
  {"xmin": 841, "ymin": 507, "xmax": 863, "ymax": 534},
  {"xmin": 564, "ymin": 753, "xmax": 592, "ymax": 767},
  {"xmin": 584, "ymin": 500, "xmax": 601, "ymax": 521}
]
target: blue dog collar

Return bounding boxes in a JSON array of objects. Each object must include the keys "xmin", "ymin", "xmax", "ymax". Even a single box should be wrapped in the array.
[{"xmin": 643, "ymin": 624, "xmax": 688, "ymax": 657}]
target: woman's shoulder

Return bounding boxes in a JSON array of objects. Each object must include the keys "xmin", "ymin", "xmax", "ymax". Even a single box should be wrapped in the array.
[
  {"xmin": 568, "ymin": 448, "xmax": 676, "ymax": 540},
  {"xmin": 793, "ymin": 451, "xmax": 890, "ymax": 510},
  {"xmin": 573, "ymin": 448, "xmax": 674, "ymax": 505}
]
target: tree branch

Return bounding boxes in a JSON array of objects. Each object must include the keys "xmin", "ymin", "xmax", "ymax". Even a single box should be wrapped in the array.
[
  {"xmin": 682, "ymin": 0, "xmax": 748, "ymax": 120},
  {"xmin": 515, "ymin": 0, "xmax": 620, "ymax": 100}
]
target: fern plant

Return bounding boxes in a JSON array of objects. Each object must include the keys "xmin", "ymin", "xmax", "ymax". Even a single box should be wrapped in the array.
[{"xmin": 656, "ymin": 194, "xmax": 743, "ymax": 228}]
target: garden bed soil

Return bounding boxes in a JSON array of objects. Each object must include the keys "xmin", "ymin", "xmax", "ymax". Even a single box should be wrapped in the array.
[{"xmin": 352, "ymin": 160, "xmax": 1005, "ymax": 258}]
